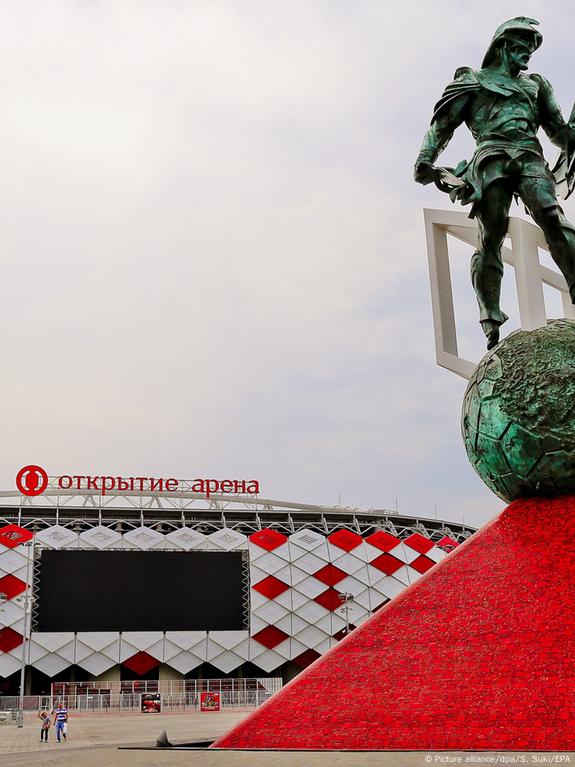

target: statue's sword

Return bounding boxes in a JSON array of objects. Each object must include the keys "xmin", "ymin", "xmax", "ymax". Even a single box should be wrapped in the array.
[
  {"xmin": 554, "ymin": 101, "xmax": 575, "ymax": 200},
  {"xmin": 566, "ymin": 101, "xmax": 575, "ymax": 199}
]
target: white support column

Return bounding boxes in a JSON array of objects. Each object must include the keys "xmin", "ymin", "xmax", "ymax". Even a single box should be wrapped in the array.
[
  {"xmin": 508, "ymin": 217, "xmax": 547, "ymax": 330},
  {"xmin": 424, "ymin": 208, "xmax": 574, "ymax": 380}
]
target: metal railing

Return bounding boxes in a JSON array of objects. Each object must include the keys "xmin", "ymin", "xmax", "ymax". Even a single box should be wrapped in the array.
[
  {"xmin": 0, "ymin": 687, "xmax": 277, "ymax": 717},
  {"xmin": 52, "ymin": 677, "xmax": 281, "ymax": 697}
]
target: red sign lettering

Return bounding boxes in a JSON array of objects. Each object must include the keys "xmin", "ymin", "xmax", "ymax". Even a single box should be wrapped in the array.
[{"xmin": 17, "ymin": 468, "xmax": 260, "ymax": 498}]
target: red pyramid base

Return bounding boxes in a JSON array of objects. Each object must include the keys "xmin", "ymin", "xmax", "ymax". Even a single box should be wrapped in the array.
[{"xmin": 213, "ymin": 497, "xmax": 575, "ymax": 751}]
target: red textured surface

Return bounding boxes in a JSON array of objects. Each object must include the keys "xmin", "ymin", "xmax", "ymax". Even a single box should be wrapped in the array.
[
  {"xmin": 312, "ymin": 564, "xmax": 347, "ymax": 587},
  {"xmin": 327, "ymin": 529, "xmax": 362, "ymax": 551},
  {"xmin": 252, "ymin": 575, "xmax": 289, "ymax": 599},
  {"xmin": 0, "ymin": 574, "xmax": 27, "ymax": 600},
  {"xmin": 249, "ymin": 530, "xmax": 288, "ymax": 551},
  {"xmin": 122, "ymin": 651, "xmax": 160, "ymax": 676},
  {"xmin": 0, "ymin": 627, "xmax": 23, "ymax": 653},
  {"xmin": 0, "ymin": 525, "xmax": 33, "ymax": 549},
  {"xmin": 212, "ymin": 497, "xmax": 575, "ymax": 751}
]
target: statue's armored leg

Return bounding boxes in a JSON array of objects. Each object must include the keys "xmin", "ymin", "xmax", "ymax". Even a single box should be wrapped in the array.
[
  {"xmin": 519, "ymin": 176, "xmax": 575, "ymax": 302},
  {"xmin": 473, "ymin": 182, "xmax": 513, "ymax": 349}
]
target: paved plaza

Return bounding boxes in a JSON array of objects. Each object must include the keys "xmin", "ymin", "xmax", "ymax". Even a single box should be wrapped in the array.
[{"xmin": 0, "ymin": 711, "xmax": 573, "ymax": 767}]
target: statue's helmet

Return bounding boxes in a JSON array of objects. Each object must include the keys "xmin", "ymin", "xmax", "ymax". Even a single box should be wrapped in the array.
[{"xmin": 482, "ymin": 17, "xmax": 542, "ymax": 67}]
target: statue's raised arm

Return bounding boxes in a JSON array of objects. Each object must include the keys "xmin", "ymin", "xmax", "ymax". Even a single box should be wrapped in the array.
[{"xmin": 415, "ymin": 17, "xmax": 575, "ymax": 349}]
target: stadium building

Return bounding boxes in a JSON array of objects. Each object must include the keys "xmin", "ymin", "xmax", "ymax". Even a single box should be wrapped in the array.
[{"xmin": 0, "ymin": 479, "xmax": 473, "ymax": 697}]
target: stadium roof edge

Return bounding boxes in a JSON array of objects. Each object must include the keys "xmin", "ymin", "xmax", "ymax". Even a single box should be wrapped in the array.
[{"xmin": 0, "ymin": 488, "xmax": 474, "ymax": 529}]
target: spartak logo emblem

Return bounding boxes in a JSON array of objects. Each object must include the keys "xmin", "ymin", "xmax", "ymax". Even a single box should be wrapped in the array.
[{"xmin": 16, "ymin": 465, "xmax": 48, "ymax": 497}]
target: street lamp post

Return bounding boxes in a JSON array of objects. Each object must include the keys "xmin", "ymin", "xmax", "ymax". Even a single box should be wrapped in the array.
[
  {"xmin": 16, "ymin": 540, "xmax": 34, "ymax": 728},
  {"xmin": 337, "ymin": 592, "xmax": 355, "ymax": 636}
]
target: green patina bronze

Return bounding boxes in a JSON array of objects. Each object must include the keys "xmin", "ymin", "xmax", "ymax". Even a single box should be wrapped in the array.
[
  {"xmin": 415, "ymin": 17, "xmax": 575, "ymax": 350},
  {"xmin": 462, "ymin": 320, "xmax": 575, "ymax": 501}
]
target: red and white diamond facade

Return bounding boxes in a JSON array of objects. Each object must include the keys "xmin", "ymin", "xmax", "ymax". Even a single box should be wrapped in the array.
[{"xmin": 0, "ymin": 488, "xmax": 469, "ymax": 685}]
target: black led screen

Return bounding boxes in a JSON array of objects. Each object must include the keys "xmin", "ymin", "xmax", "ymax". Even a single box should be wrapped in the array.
[{"xmin": 37, "ymin": 550, "xmax": 246, "ymax": 632}]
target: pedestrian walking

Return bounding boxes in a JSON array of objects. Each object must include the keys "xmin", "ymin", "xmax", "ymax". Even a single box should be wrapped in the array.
[
  {"xmin": 51, "ymin": 702, "xmax": 68, "ymax": 742},
  {"xmin": 38, "ymin": 711, "xmax": 51, "ymax": 743}
]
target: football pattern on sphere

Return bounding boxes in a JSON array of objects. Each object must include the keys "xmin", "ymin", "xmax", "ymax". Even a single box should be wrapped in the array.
[{"xmin": 461, "ymin": 319, "xmax": 575, "ymax": 501}]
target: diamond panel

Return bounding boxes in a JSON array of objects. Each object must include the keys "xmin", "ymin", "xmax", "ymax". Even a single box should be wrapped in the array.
[
  {"xmin": 297, "ymin": 600, "xmax": 329, "ymax": 623},
  {"xmin": 165, "ymin": 527, "xmax": 207, "ymax": 550},
  {"xmin": 294, "ymin": 625, "xmax": 328, "ymax": 649},
  {"xmin": 288, "ymin": 530, "xmax": 326, "ymax": 552},
  {"xmin": 209, "ymin": 650, "xmax": 245, "ymax": 673},
  {"xmin": 404, "ymin": 532, "xmax": 435, "ymax": 554},
  {"xmin": 77, "ymin": 653, "xmax": 117, "ymax": 676},
  {"xmin": 391, "ymin": 542, "xmax": 422, "ymax": 564},
  {"xmin": 252, "ymin": 576, "xmax": 289, "ymax": 600},
  {"xmin": 252, "ymin": 551, "xmax": 285, "ymax": 575},
  {"xmin": 371, "ymin": 553, "xmax": 403, "ymax": 575},
  {"xmin": 410, "ymin": 555, "xmax": 435, "ymax": 574},
  {"xmin": 330, "ymin": 552, "xmax": 365, "ymax": 575},
  {"xmin": 75, "ymin": 632, "xmax": 121, "ymax": 652},
  {"xmin": 35, "ymin": 525, "xmax": 78, "ymax": 549},
  {"xmin": 208, "ymin": 528, "xmax": 247, "ymax": 551},
  {"xmin": 0, "ymin": 549, "xmax": 28, "ymax": 575},
  {"xmin": 121, "ymin": 632, "xmax": 164, "ymax": 651},
  {"xmin": 372, "ymin": 576, "xmax": 406, "ymax": 599},
  {"xmin": 312, "ymin": 564, "xmax": 347, "ymax": 587},
  {"xmin": 427, "ymin": 547, "xmax": 448, "ymax": 564},
  {"xmin": 208, "ymin": 631, "xmax": 249, "ymax": 652},
  {"xmin": 165, "ymin": 651, "xmax": 203, "ymax": 674},
  {"xmin": 0, "ymin": 574, "xmax": 26, "ymax": 600},
  {"xmin": 293, "ymin": 551, "xmax": 329, "ymax": 574},
  {"xmin": 33, "ymin": 653, "xmax": 71, "ymax": 677},
  {"xmin": 0, "ymin": 525, "xmax": 33, "ymax": 549},
  {"xmin": 79, "ymin": 526, "xmax": 122, "ymax": 549},
  {"xmin": 0, "ymin": 653, "xmax": 21, "ymax": 677},
  {"xmin": 249, "ymin": 530, "xmax": 288, "ymax": 552},
  {"xmin": 0, "ymin": 600, "xmax": 25, "ymax": 628},
  {"xmin": 123, "ymin": 651, "xmax": 160, "ymax": 675},
  {"xmin": 165, "ymin": 631, "xmax": 207, "ymax": 652},
  {"xmin": 123, "ymin": 526, "xmax": 164, "ymax": 550},
  {"xmin": 314, "ymin": 588, "xmax": 344, "ymax": 612},
  {"xmin": 0, "ymin": 627, "xmax": 23, "ymax": 652},
  {"xmin": 437, "ymin": 536, "xmax": 459, "ymax": 551},
  {"xmin": 365, "ymin": 531, "xmax": 401, "ymax": 552},
  {"xmin": 294, "ymin": 576, "xmax": 326, "ymax": 600},
  {"xmin": 393, "ymin": 565, "xmax": 412, "ymax": 586},
  {"xmin": 252, "ymin": 625, "xmax": 289, "ymax": 650},
  {"xmin": 251, "ymin": 649, "xmax": 284, "ymax": 673},
  {"xmin": 30, "ymin": 633, "xmax": 74, "ymax": 653},
  {"xmin": 292, "ymin": 648, "xmax": 320, "ymax": 668},
  {"xmin": 327, "ymin": 529, "xmax": 362, "ymax": 552},
  {"xmin": 252, "ymin": 601, "xmax": 289, "ymax": 624}
]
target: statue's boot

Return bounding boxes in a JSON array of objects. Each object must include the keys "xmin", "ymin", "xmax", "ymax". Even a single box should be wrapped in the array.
[{"xmin": 481, "ymin": 319, "xmax": 500, "ymax": 350}]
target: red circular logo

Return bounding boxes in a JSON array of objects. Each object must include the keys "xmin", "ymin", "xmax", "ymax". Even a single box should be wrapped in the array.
[{"xmin": 16, "ymin": 465, "xmax": 49, "ymax": 497}]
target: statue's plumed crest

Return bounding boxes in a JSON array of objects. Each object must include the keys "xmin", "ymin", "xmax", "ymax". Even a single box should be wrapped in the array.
[{"xmin": 482, "ymin": 17, "xmax": 542, "ymax": 67}]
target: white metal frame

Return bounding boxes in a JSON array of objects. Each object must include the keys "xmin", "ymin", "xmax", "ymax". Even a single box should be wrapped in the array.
[{"xmin": 424, "ymin": 208, "xmax": 575, "ymax": 379}]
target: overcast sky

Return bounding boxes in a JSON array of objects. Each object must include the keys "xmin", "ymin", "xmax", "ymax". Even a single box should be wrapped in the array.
[{"xmin": 1, "ymin": 1, "xmax": 573, "ymax": 528}]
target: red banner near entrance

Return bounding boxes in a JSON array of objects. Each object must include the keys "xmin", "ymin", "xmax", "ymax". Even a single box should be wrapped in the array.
[{"xmin": 200, "ymin": 692, "xmax": 221, "ymax": 712}]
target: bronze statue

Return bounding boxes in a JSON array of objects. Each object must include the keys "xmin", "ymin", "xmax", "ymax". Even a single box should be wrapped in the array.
[{"xmin": 415, "ymin": 17, "xmax": 575, "ymax": 349}]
